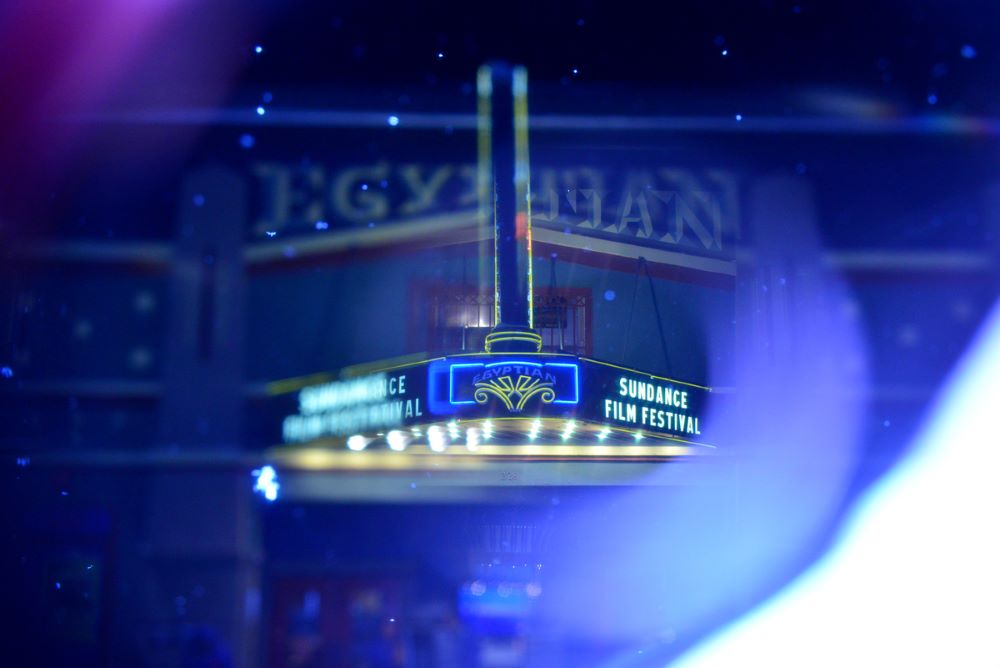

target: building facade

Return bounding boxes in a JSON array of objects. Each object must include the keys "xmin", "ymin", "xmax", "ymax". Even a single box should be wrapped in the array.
[{"xmin": 3, "ymin": 85, "xmax": 999, "ymax": 666}]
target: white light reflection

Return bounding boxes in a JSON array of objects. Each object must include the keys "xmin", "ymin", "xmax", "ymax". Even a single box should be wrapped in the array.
[
  {"xmin": 537, "ymin": 179, "xmax": 870, "ymax": 659},
  {"xmin": 428, "ymin": 425, "xmax": 447, "ymax": 452},
  {"xmin": 386, "ymin": 430, "xmax": 408, "ymax": 452},
  {"xmin": 252, "ymin": 465, "xmax": 279, "ymax": 502},
  {"xmin": 466, "ymin": 427, "xmax": 481, "ymax": 452},
  {"xmin": 346, "ymin": 434, "xmax": 369, "ymax": 451},
  {"xmin": 677, "ymin": 301, "xmax": 1000, "ymax": 667}
]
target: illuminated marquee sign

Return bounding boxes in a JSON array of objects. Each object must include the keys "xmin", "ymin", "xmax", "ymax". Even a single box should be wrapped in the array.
[
  {"xmin": 596, "ymin": 372, "xmax": 702, "ymax": 437},
  {"xmin": 275, "ymin": 353, "xmax": 710, "ymax": 447},
  {"xmin": 449, "ymin": 360, "xmax": 579, "ymax": 411},
  {"xmin": 281, "ymin": 369, "xmax": 427, "ymax": 443}
]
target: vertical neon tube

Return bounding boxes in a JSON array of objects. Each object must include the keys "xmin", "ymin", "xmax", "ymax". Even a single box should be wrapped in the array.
[
  {"xmin": 513, "ymin": 65, "xmax": 534, "ymax": 329},
  {"xmin": 476, "ymin": 66, "xmax": 495, "ymax": 322},
  {"xmin": 481, "ymin": 62, "xmax": 542, "ymax": 353}
]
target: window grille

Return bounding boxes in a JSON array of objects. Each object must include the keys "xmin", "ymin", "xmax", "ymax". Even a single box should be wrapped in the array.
[{"xmin": 423, "ymin": 287, "xmax": 591, "ymax": 355}]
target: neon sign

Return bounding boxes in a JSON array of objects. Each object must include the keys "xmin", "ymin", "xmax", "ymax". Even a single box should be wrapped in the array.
[
  {"xmin": 603, "ymin": 375, "xmax": 701, "ymax": 435},
  {"xmin": 281, "ymin": 371, "xmax": 425, "ymax": 443},
  {"xmin": 271, "ymin": 353, "xmax": 709, "ymax": 449},
  {"xmin": 449, "ymin": 360, "xmax": 579, "ymax": 412}
]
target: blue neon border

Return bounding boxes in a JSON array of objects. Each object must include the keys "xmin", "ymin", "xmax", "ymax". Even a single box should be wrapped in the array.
[
  {"xmin": 448, "ymin": 360, "xmax": 579, "ymax": 406},
  {"xmin": 448, "ymin": 363, "xmax": 484, "ymax": 405}
]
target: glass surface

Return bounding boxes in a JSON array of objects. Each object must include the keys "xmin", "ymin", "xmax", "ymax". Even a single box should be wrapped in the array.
[{"xmin": 2, "ymin": 2, "xmax": 999, "ymax": 666}]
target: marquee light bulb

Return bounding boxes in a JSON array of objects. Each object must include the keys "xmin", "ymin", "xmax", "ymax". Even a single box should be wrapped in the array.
[
  {"xmin": 386, "ymin": 430, "xmax": 408, "ymax": 451},
  {"xmin": 597, "ymin": 426, "xmax": 611, "ymax": 441},
  {"xmin": 428, "ymin": 425, "xmax": 447, "ymax": 452},
  {"xmin": 466, "ymin": 427, "xmax": 481, "ymax": 451},
  {"xmin": 347, "ymin": 434, "xmax": 369, "ymax": 451}
]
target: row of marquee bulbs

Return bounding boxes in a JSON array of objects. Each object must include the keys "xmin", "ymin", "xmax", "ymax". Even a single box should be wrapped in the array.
[{"xmin": 344, "ymin": 420, "xmax": 643, "ymax": 452}]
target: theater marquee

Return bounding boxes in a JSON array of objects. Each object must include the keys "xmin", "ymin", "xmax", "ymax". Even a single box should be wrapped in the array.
[
  {"xmin": 265, "ymin": 65, "xmax": 714, "ymax": 459},
  {"xmin": 273, "ymin": 353, "xmax": 710, "ymax": 451}
]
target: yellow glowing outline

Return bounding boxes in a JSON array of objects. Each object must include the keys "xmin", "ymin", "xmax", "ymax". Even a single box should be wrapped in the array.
[
  {"xmin": 267, "ymin": 357, "xmax": 448, "ymax": 396},
  {"xmin": 477, "ymin": 65, "xmax": 497, "ymax": 323},
  {"xmin": 448, "ymin": 351, "xmax": 571, "ymax": 359},
  {"xmin": 269, "ymin": 354, "xmax": 710, "ymax": 399},
  {"xmin": 578, "ymin": 357, "xmax": 713, "ymax": 391},
  {"xmin": 483, "ymin": 331, "xmax": 543, "ymax": 353},
  {"xmin": 473, "ymin": 374, "xmax": 556, "ymax": 412},
  {"xmin": 266, "ymin": 372, "xmax": 338, "ymax": 396},
  {"xmin": 462, "ymin": 416, "xmax": 715, "ymax": 447},
  {"xmin": 269, "ymin": 443, "xmax": 704, "ymax": 470},
  {"xmin": 513, "ymin": 65, "xmax": 533, "ymax": 329},
  {"xmin": 354, "ymin": 356, "xmax": 446, "ymax": 375},
  {"xmin": 313, "ymin": 416, "xmax": 713, "ymax": 449}
]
